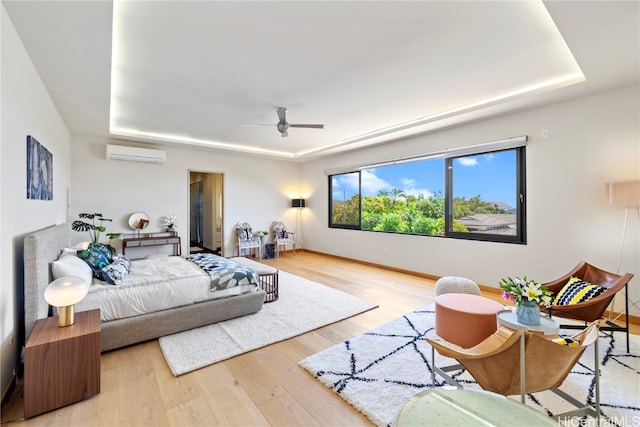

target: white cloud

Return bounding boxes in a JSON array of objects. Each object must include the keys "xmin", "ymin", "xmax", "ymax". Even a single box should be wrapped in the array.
[
  {"xmin": 333, "ymin": 169, "xmax": 435, "ymax": 198},
  {"xmin": 400, "ymin": 178, "xmax": 416, "ymax": 187},
  {"xmin": 398, "ymin": 177, "xmax": 433, "ymax": 198},
  {"xmin": 361, "ymin": 169, "xmax": 391, "ymax": 194},
  {"xmin": 333, "ymin": 170, "xmax": 391, "ymax": 195},
  {"xmin": 457, "ymin": 157, "xmax": 478, "ymax": 166}
]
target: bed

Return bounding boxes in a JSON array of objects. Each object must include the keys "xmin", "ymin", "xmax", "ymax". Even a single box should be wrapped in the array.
[{"xmin": 24, "ymin": 223, "xmax": 266, "ymax": 352}]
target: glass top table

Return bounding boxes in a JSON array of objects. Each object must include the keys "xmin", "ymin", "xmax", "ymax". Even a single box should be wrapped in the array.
[{"xmin": 394, "ymin": 388, "xmax": 558, "ymax": 426}]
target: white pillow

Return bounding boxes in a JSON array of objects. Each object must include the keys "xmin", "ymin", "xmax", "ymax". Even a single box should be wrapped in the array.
[{"xmin": 51, "ymin": 255, "xmax": 93, "ymax": 286}]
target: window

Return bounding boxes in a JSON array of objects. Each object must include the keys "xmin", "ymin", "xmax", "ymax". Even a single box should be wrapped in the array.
[
  {"xmin": 329, "ymin": 172, "xmax": 361, "ymax": 228},
  {"xmin": 328, "ymin": 143, "xmax": 526, "ymax": 244}
]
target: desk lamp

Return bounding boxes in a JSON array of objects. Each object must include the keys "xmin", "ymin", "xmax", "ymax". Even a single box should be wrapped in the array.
[{"xmin": 44, "ymin": 276, "xmax": 90, "ymax": 327}]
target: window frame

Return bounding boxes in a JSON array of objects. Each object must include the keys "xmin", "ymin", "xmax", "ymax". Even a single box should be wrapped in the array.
[
  {"xmin": 328, "ymin": 143, "xmax": 527, "ymax": 244},
  {"xmin": 445, "ymin": 147, "xmax": 527, "ymax": 244},
  {"xmin": 328, "ymin": 173, "xmax": 362, "ymax": 229}
]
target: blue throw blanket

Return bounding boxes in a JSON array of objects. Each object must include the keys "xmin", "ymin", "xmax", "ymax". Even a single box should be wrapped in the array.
[{"xmin": 187, "ymin": 253, "xmax": 259, "ymax": 292}]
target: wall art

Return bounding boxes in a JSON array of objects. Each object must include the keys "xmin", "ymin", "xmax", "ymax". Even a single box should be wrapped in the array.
[{"xmin": 26, "ymin": 135, "xmax": 53, "ymax": 200}]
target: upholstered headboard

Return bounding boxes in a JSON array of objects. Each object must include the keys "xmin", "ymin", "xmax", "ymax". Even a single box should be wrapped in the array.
[{"xmin": 23, "ymin": 223, "xmax": 71, "ymax": 341}]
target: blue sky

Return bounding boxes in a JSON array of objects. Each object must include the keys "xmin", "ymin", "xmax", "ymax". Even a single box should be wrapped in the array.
[{"xmin": 333, "ymin": 150, "xmax": 517, "ymax": 207}]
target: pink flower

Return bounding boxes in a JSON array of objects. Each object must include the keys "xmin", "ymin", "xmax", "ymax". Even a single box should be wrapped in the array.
[{"xmin": 502, "ymin": 291, "xmax": 513, "ymax": 302}]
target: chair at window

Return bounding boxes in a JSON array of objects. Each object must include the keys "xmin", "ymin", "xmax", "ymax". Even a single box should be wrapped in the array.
[
  {"xmin": 234, "ymin": 222, "xmax": 261, "ymax": 257},
  {"xmin": 543, "ymin": 261, "xmax": 633, "ymax": 352},
  {"xmin": 271, "ymin": 221, "xmax": 295, "ymax": 257},
  {"xmin": 427, "ymin": 321, "xmax": 601, "ymax": 421}
]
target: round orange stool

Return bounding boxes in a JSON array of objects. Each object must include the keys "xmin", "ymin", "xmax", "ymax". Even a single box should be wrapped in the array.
[{"xmin": 435, "ymin": 293, "xmax": 504, "ymax": 348}]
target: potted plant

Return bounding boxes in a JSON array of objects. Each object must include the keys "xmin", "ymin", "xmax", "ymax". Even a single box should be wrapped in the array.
[
  {"xmin": 72, "ymin": 213, "xmax": 122, "ymax": 244},
  {"xmin": 499, "ymin": 276, "xmax": 553, "ymax": 326}
]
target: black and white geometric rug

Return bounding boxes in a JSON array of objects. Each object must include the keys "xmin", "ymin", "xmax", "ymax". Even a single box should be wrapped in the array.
[{"xmin": 299, "ymin": 304, "xmax": 640, "ymax": 427}]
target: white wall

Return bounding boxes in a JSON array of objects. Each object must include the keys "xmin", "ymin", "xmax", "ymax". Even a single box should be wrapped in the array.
[
  {"xmin": 1, "ymin": 4, "xmax": 72, "ymax": 397},
  {"xmin": 70, "ymin": 138, "xmax": 303, "ymax": 257},
  {"xmin": 303, "ymin": 86, "xmax": 640, "ymax": 315}
]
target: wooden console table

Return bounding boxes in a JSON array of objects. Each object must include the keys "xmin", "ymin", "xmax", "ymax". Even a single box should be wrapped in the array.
[
  {"xmin": 24, "ymin": 309, "xmax": 101, "ymax": 418},
  {"xmin": 122, "ymin": 231, "xmax": 181, "ymax": 259}
]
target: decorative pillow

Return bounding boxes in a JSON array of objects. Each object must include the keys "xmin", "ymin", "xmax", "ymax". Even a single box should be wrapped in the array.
[
  {"xmin": 77, "ymin": 243, "xmax": 116, "ymax": 280},
  {"xmin": 552, "ymin": 276, "xmax": 607, "ymax": 306},
  {"xmin": 236, "ymin": 227, "xmax": 252, "ymax": 240},
  {"xmin": 277, "ymin": 229, "xmax": 288, "ymax": 239},
  {"xmin": 51, "ymin": 254, "xmax": 93, "ymax": 286},
  {"xmin": 100, "ymin": 254, "xmax": 131, "ymax": 285},
  {"xmin": 552, "ymin": 337, "xmax": 581, "ymax": 347}
]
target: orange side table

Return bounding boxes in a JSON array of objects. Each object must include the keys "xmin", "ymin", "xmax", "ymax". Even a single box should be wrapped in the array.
[{"xmin": 435, "ymin": 294, "xmax": 504, "ymax": 348}]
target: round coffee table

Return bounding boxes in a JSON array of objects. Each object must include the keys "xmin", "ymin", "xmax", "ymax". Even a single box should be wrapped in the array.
[
  {"xmin": 395, "ymin": 388, "xmax": 557, "ymax": 426},
  {"xmin": 497, "ymin": 309, "xmax": 559, "ymax": 336}
]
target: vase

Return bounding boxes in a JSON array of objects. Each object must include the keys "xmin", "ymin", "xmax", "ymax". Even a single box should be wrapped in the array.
[{"xmin": 516, "ymin": 299, "xmax": 540, "ymax": 326}]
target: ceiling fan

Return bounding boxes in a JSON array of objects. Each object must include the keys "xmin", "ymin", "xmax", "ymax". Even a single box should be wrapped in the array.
[{"xmin": 244, "ymin": 107, "xmax": 324, "ymax": 138}]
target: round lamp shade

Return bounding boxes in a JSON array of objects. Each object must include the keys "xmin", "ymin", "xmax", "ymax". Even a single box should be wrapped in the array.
[{"xmin": 44, "ymin": 276, "xmax": 89, "ymax": 307}]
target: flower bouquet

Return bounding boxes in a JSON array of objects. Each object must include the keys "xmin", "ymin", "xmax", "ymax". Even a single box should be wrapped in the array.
[
  {"xmin": 499, "ymin": 276, "xmax": 553, "ymax": 326},
  {"xmin": 253, "ymin": 230, "xmax": 269, "ymax": 241},
  {"xmin": 499, "ymin": 276, "xmax": 553, "ymax": 306},
  {"xmin": 164, "ymin": 214, "xmax": 177, "ymax": 231}
]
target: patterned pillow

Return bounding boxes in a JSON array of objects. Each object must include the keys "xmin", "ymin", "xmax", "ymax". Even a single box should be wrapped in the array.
[
  {"xmin": 552, "ymin": 337, "xmax": 581, "ymax": 347},
  {"xmin": 277, "ymin": 229, "xmax": 288, "ymax": 239},
  {"xmin": 77, "ymin": 243, "xmax": 115, "ymax": 280},
  {"xmin": 100, "ymin": 254, "xmax": 131, "ymax": 285},
  {"xmin": 552, "ymin": 276, "xmax": 607, "ymax": 305},
  {"xmin": 236, "ymin": 227, "xmax": 252, "ymax": 240}
]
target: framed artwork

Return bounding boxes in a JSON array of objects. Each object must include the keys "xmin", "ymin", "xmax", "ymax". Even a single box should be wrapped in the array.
[{"xmin": 26, "ymin": 135, "xmax": 53, "ymax": 200}]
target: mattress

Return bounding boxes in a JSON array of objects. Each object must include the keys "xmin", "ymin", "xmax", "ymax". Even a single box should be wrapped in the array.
[{"xmin": 74, "ymin": 255, "xmax": 259, "ymax": 322}]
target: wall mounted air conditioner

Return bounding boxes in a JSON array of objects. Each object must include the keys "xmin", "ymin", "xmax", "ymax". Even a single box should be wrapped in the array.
[{"xmin": 106, "ymin": 144, "xmax": 166, "ymax": 164}]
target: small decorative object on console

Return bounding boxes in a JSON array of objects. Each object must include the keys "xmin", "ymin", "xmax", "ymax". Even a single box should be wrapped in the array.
[{"xmin": 165, "ymin": 213, "xmax": 177, "ymax": 231}]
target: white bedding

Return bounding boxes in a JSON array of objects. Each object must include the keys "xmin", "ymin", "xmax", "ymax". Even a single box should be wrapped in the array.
[{"xmin": 74, "ymin": 255, "xmax": 259, "ymax": 322}]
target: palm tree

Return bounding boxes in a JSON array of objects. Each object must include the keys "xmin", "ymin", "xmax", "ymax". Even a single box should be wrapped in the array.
[{"xmin": 390, "ymin": 188, "xmax": 406, "ymax": 208}]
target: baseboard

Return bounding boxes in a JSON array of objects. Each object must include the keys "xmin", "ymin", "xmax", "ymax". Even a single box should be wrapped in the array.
[
  {"xmin": 1, "ymin": 370, "xmax": 18, "ymax": 410},
  {"xmin": 301, "ymin": 249, "xmax": 440, "ymax": 281},
  {"xmin": 302, "ymin": 249, "xmax": 640, "ymax": 326}
]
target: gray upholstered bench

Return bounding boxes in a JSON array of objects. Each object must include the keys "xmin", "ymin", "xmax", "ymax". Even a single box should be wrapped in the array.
[{"xmin": 229, "ymin": 257, "xmax": 279, "ymax": 302}]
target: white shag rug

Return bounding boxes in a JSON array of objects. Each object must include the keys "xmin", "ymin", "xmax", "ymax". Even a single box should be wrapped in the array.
[
  {"xmin": 159, "ymin": 270, "xmax": 377, "ymax": 375},
  {"xmin": 300, "ymin": 304, "xmax": 640, "ymax": 427}
]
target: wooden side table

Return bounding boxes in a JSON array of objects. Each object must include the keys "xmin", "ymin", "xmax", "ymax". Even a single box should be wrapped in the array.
[{"xmin": 24, "ymin": 309, "xmax": 101, "ymax": 418}]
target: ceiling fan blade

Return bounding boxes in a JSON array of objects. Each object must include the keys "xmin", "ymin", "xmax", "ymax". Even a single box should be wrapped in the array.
[
  {"xmin": 241, "ymin": 124, "xmax": 275, "ymax": 127},
  {"xmin": 289, "ymin": 124, "xmax": 324, "ymax": 129},
  {"xmin": 276, "ymin": 107, "xmax": 287, "ymax": 123}
]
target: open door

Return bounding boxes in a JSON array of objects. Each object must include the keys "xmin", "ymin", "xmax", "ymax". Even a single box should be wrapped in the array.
[{"xmin": 189, "ymin": 171, "xmax": 223, "ymax": 255}]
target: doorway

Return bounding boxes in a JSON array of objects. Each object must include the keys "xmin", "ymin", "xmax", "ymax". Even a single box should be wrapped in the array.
[{"xmin": 189, "ymin": 171, "xmax": 223, "ymax": 256}]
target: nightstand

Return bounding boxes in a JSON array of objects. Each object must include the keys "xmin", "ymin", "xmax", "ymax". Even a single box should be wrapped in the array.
[{"xmin": 24, "ymin": 309, "xmax": 101, "ymax": 418}]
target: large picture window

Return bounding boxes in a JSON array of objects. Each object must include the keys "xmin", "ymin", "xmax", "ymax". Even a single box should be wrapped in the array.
[{"xmin": 328, "ymin": 141, "xmax": 526, "ymax": 244}]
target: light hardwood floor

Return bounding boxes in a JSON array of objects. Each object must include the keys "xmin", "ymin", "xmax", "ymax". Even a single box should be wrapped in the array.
[{"xmin": 2, "ymin": 251, "xmax": 637, "ymax": 426}]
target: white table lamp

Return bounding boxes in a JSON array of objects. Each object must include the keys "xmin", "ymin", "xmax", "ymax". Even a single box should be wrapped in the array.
[{"xmin": 44, "ymin": 276, "xmax": 90, "ymax": 327}]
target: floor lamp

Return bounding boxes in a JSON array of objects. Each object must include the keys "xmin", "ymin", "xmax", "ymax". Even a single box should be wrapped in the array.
[
  {"xmin": 292, "ymin": 198, "xmax": 305, "ymax": 250},
  {"xmin": 607, "ymin": 180, "xmax": 640, "ymax": 323}
]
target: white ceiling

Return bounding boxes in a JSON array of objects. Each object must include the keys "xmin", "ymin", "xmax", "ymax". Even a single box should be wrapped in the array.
[{"xmin": 4, "ymin": 1, "xmax": 639, "ymax": 161}]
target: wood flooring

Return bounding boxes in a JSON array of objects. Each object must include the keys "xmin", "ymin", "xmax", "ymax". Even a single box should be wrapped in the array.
[{"xmin": 2, "ymin": 251, "xmax": 637, "ymax": 426}]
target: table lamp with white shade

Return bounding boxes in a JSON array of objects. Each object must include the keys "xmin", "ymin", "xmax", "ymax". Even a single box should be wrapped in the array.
[{"xmin": 44, "ymin": 276, "xmax": 90, "ymax": 327}]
